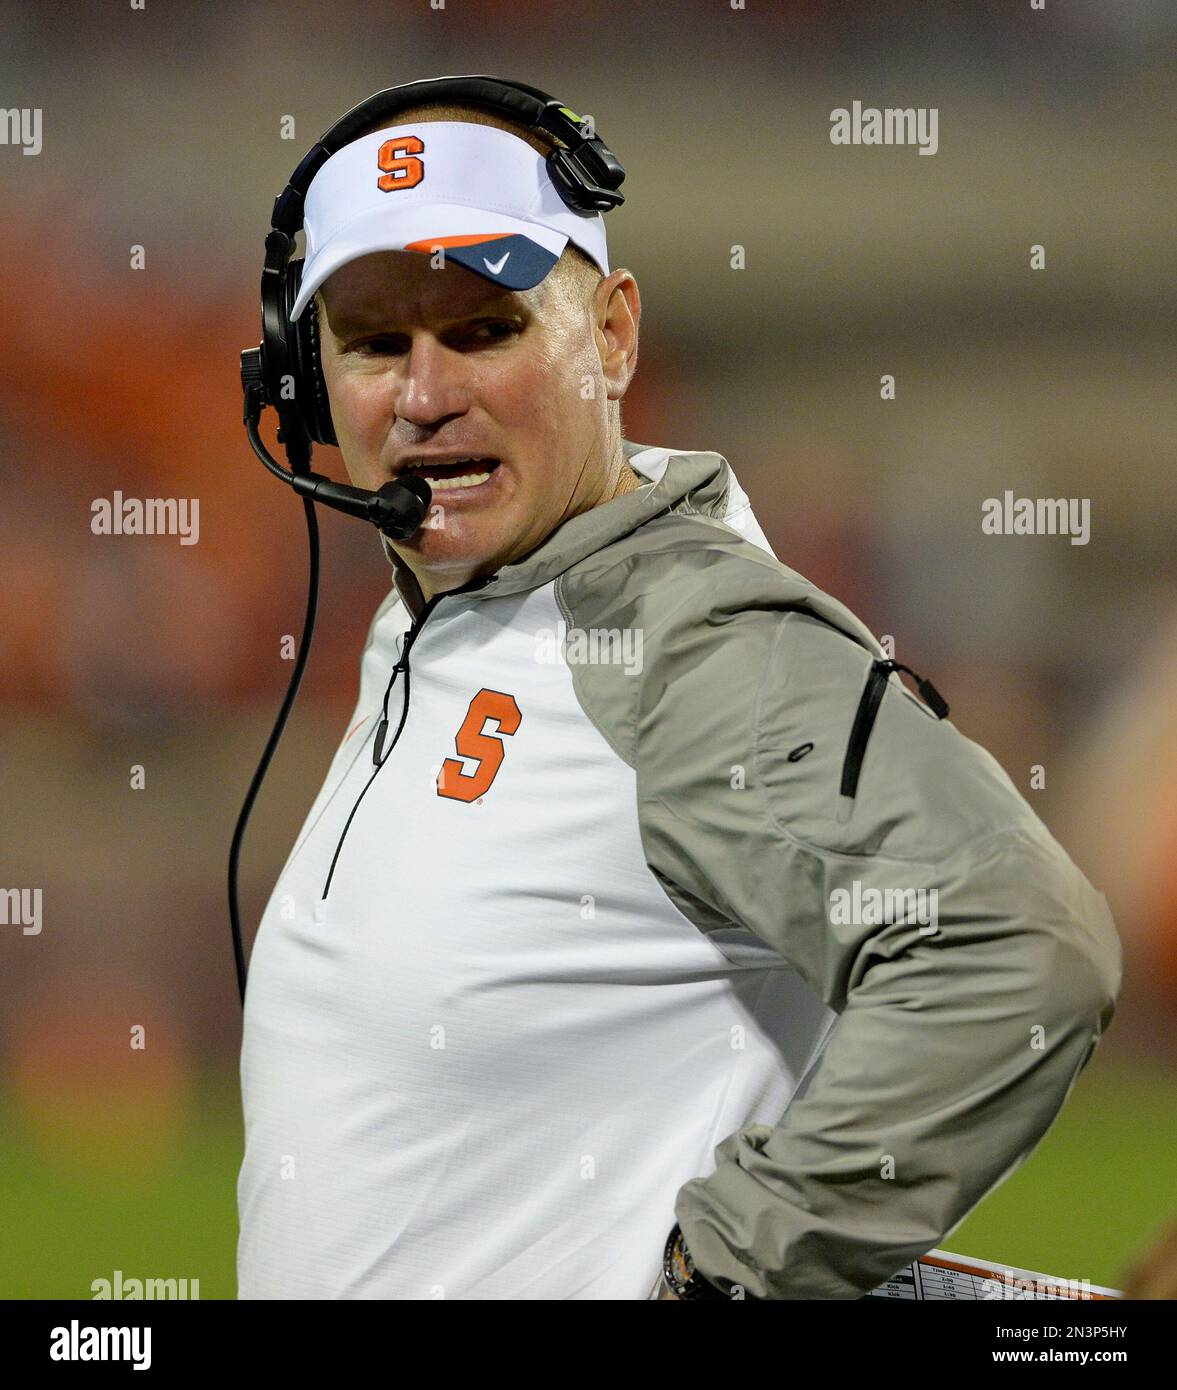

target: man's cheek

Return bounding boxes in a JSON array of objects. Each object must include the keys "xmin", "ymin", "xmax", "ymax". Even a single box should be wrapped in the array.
[{"xmin": 336, "ymin": 396, "xmax": 383, "ymax": 471}]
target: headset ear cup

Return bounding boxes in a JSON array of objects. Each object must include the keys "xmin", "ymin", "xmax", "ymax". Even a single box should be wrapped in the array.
[{"xmin": 279, "ymin": 260, "xmax": 336, "ymax": 449}]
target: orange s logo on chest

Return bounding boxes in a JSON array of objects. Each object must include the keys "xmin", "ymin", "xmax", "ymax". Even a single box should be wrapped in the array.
[
  {"xmin": 437, "ymin": 689, "xmax": 522, "ymax": 802},
  {"xmin": 376, "ymin": 134, "xmax": 425, "ymax": 191}
]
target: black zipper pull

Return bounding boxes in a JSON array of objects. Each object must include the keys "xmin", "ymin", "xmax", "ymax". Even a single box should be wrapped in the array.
[
  {"xmin": 369, "ymin": 599, "xmax": 438, "ymax": 769},
  {"xmin": 371, "ymin": 642, "xmax": 408, "ymax": 768},
  {"xmin": 372, "ymin": 716, "xmax": 389, "ymax": 765},
  {"xmin": 327, "ymin": 597, "xmax": 443, "ymax": 899},
  {"xmin": 371, "ymin": 651, "xmax": 412, "ymax": 767},
  {"xmin": 839, "ymin": 657, "xmax": 949, "ymax": 800},
  {"xmin": 888, "ymin": 660, "xmax": 950, "ymax": 720}
]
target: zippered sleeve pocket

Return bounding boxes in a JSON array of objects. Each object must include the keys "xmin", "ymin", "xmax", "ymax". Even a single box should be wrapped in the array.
[
  {"xmin": 751, "ymin": 612, "xmax": 964, "ymax": 858},
  {"xmin": 840, "ymin": 659, "xmax": 949, "ymax": 800}
]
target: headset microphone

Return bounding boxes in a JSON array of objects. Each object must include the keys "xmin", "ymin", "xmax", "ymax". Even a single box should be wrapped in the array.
[
  {"xmin": 291, "ymin": 472, "xmax": 432, "ymax": 540},
  {"xmin": 239, "ymin": 353, "xmax": 433, "ymax": 539}
]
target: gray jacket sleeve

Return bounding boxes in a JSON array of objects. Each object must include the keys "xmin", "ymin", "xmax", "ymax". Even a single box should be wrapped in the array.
[{"xmin": 637, "ymin": 603, "xmax": 1122, "ymax": 1300}]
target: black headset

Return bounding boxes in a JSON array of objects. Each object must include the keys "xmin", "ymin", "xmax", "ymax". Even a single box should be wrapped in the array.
[{"xmin": 229, "ymin": 76, "xmax": 627, "ymax": 1006}]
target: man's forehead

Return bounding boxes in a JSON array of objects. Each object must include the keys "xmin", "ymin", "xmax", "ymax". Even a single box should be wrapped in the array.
[{"xmin": 319, "ymin": 251, "xmax": 537, "ymax": 331}]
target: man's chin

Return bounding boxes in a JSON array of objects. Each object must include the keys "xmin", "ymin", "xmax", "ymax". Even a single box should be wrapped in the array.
[{"xmin": 389, "ymin": 527, "xmax": 510, "ymax": 591}]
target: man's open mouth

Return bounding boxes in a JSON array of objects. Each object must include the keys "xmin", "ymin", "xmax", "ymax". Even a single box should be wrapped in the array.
[{"xmin": 400, "ymin": 458, "xmax": 501, "ymax": 491}]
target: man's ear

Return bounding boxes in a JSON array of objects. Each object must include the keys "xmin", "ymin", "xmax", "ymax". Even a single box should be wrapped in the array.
[{"xmin": 595, "ymin": 269, "xmax": 640, "ymax": 400}]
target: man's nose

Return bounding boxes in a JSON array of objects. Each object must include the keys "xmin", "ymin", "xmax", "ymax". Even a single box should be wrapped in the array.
[{"xmin": 391, "ymin": 335, "xmax": 471, "ymax": 427}]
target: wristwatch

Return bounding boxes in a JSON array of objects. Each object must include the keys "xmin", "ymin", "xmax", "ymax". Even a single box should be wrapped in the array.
[{"xmin": 661, "ymin": 1223, "xmax": 731, "ymax": 1300}]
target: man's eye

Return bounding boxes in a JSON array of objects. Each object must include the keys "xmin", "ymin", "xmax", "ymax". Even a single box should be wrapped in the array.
[
  {"xmin": 348, "ymin": 322, "xmax": 518, "ymax": 355},
  {"xmin": 355, "ymin": 336, "xmax": 399, "ymax": 355},
  {"xmin": 470, "ymin": 321, "xmax": 517, "ymax": 342}
]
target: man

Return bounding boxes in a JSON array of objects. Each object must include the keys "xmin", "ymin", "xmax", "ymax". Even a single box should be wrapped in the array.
[{"xmin": 236, "ymin": 93, "xmax": 1122, "ymax": 1300}]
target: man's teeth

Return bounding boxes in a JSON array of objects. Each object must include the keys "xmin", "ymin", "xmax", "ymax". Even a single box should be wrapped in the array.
[
  {"xmin": 428, "ymin": 469, "xmax": 495, "ymax": 491},
  {"xmin": 403, "ymin": 458, "xmax": 498, "ymax": 491}
]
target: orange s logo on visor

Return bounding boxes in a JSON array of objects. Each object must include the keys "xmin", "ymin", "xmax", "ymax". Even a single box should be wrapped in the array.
[
  {"xmin": 377, "ymin": 134, "xmax": 425, "ymax": 191},
  {"xmin": 438, "ymin": 689, "xmax": 522, "ymax": 802}
]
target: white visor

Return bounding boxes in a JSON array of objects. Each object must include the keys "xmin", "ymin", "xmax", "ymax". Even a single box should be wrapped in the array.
[{"xmin": 289, "ymin": 121, "xmax": 610, "ymax": 321}]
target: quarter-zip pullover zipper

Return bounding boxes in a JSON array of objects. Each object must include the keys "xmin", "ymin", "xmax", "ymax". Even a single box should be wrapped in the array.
[
  {"xmin": 319, "ymin": 574, "xmax": 496, "ymax": 901},
  {"xmin": 839, "ymin": 659, "xmax": 949, "ymax": 799}
]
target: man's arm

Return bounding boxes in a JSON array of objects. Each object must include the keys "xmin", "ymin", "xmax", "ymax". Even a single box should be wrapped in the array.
[{"xmin": 636, "ymin": 604, "xmax": 1121, "ymax": 1300}]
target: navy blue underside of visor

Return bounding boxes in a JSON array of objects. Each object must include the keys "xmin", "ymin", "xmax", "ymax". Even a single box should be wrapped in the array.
[{"xmin": 441, "ymin": 235, "xmax": 559, "ymax": 290}]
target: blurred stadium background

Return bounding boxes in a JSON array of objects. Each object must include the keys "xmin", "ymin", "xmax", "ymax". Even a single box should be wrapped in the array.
[{"xmin": 1, "ymin": 0, "xmax": 1175, "ymax": 1298}]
